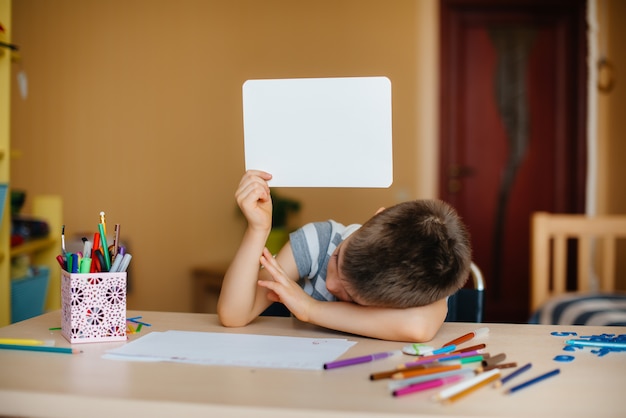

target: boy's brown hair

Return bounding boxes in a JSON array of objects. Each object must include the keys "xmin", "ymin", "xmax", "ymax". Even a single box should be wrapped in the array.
[{"xmin": 342, "ymin": 199, "xmax": 472, "ymax": 308}]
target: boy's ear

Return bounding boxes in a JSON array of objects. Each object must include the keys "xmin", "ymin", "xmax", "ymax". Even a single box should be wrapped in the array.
[{"xmin": 375, "ymin": 207, "xmax": 386, "ymax": 215}]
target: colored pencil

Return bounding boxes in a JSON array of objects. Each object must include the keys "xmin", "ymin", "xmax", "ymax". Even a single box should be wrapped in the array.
[
  {"xmin": 0, "ymin": 344, "xmax": 81, "ymax": 354},
  {"xmin": 0, "ymin": 338, "xmax": 48, "ymax": 346},
  {"xmin": 434, "ymin": 368, "xmax": 500, "ymax": 401},
  {"xmin": 505, "ymin": 369, "xmax": 560, "ymax": 394},
  {"xmin": 494, "ymin": 362, "xmax": 532, "ymax": 388},
  {"xmin": 443, "ymin": 370, "xmax": 501, "ymax": 403}
]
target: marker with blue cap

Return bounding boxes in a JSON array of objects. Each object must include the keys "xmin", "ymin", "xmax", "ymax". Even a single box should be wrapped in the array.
[{"xmin": 402, "ymin": 343, "xmax": 456, "ymax": 356}]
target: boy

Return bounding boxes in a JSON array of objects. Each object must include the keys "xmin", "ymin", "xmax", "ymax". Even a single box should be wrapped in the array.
[{"xmin": 217, "ymin": 170, "xmax": 472, "ymax": 342}]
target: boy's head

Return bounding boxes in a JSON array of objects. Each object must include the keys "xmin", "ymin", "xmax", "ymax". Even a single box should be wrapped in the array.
[{"xmin": 330, "ymin": 199, "xmax": 471, "ymax": 308}]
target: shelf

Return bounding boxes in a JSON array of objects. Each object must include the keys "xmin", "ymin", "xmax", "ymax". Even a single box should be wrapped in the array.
[{"xmin": 10, "ymin": 237, "xmax": 57, "ymax": 258}]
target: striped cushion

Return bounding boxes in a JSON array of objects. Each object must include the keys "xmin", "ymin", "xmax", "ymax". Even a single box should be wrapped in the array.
[{"xmin": 529, "ymin": 292, "xmax": 626, "ymax": 326}]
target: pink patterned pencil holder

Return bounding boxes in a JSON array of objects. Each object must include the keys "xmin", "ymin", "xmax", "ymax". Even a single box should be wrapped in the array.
[{"xmin": 61, "ymin": 270, "xmax": 127, "ymax": 343}]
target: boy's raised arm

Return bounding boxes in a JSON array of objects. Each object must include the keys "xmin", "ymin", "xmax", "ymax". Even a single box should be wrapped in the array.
[{"xmin": 217, "ymin": 171, "xmax": 276, "ymax": 326}]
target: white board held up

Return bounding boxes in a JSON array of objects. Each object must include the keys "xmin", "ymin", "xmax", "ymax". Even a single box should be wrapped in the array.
[{"xmin": 242, "ymin": 76, "xmax": 393, "ymax": 188}]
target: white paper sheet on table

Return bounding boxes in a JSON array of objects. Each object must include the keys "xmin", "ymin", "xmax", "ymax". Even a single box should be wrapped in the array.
[{"xmin": 104, "ymin": 330, "xmax": 356, "ymax": 370}]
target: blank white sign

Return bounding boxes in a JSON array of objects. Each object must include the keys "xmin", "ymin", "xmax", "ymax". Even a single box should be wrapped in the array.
[{"xmin": 242, "ymin": 76, "xmax": 393, "ymax": 187}]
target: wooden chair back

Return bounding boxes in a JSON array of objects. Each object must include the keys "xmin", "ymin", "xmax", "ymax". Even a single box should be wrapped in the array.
[{"xmin": 530, "ymin": 212, "xmax": 626, "ymax": 312}]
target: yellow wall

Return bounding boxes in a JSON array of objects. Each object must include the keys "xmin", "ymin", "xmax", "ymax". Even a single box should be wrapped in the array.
[
  {"xmin": 9, "ymin": 0, "xmax": 439, "ymax": 312},
  {"xmin": 8, "ymin": 0, "xmax": 625, "ymax": 313}
]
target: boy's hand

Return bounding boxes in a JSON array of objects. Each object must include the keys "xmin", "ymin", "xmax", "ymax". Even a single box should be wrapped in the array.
[
  {"xmin": 236, "ymin": 170, "xmax": 273, "ymax": 232},
  {"xmin": 257, "ymin": 247, "xmax": 316, "ymax": 322}
]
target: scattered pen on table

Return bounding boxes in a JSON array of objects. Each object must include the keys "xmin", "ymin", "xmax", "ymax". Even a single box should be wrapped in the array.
[
  {"xmin": 455, "ymin": 343, "xmax": 487, "ymax": 354},
  {"xmin": 323, "ymin": 350, "xmax": 401, "ymax": 370},
  {"xmin": 0, "ymin": 343, "xmax": 81, "ymax": 354},
  {"xmin": 433, "ymin": 368, "xmax": 500, "ymax": 402},
  {"xmin": 476, "ymin": 362, "xmax": 517, "ymax": 373},
  {"xmin": 371, "ymin": 351, "xmax": 486, "ymax": 381},
  {"xmin": 391, "ymin": 364, "xmax": 462, "ymax": 380},
  {"xmin": 127, "ymin": 316, "xmax": 151, "ymax": 327},
  {"xmin": 371, "ymin": 364, "xmax": 431, "ymax": 381},
  {"xmin": 481, "ymin": 352, "xmax": 506, "ymax": 367},
  {"xmin": 392, "ymin": 374, "xmax": 466, "ymax": 398},
  {"xmin": 387, "ymin": 368, "xmax": 475, "ymax": 392},
  {"xmin": 504, "ymin": 369, "xmax": 560, "ymax": 395},
  {"xmin": 494, "ymin": 362, "xmax": 532, "ymax": 388},
  {"xmin": 442, "ymin": 369, "xmax": 501, "ymax": 404},
  {"xmin": 442, "ymin": 327, "xmax": 489, "ymax": 348},
  {"xmin": 440, "ymin": 355, "xmax": 485, "ymax": 366},
  {"xmin": 403, "ymin": 343, "xmax": 456, "ymax": 356},
  {"xmin": 400, "ymin": 348, "xmax": 484, "ymax": 369}
]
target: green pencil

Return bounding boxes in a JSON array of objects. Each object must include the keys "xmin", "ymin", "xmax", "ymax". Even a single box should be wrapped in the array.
[{"xmin": 0, "ymin": 343, "xmax": 81, "ymax": 354}]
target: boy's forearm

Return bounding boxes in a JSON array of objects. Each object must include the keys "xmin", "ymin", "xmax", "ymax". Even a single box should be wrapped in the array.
[
  {"xmin": 306, "ymin": 299, "xmax": 447, "ymax": 342},
  {"xmin": 217, "ymin": 226, "xmax": 270, "ymax": 326}
]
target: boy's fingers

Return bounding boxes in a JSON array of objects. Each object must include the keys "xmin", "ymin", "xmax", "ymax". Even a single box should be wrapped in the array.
[
  {"xmin": 245, "ymin": 169, "xmax": 273, "ymax": 180},
  {"xmin": 259, "ymin": 249, "xmax": 288, "ymax": 283},
  {"xmin": 259, "ymin": 254, "xmax": 279, "ymax": 277},
  {"xmin": 237, "ymin": 178, "xmax": 270, "ymax": 201}
]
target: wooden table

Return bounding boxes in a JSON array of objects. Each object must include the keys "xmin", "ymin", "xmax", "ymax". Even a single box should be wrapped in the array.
[{"xmin": 0, "ymin": 311, "xmax": 623, "ymax": 417}]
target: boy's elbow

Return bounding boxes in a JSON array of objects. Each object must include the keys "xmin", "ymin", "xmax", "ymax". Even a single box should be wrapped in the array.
[
  {"xmin": 216, "ymin": 304, "xmax": 248, "ymax": 328},
  {"xmin": 399, "ymin": 319, "xmax": 442, "ymax": 343},
  {"xmin": 217, "ymin": 313, "xmax": 248, "ymax": 328},
  {"xmin": 217, "ymin": 312, "xmax": 235, "ymax": 327},
  {"xmin": 399, "ymin": 302, "xmax": 448, "ymax": 342}
]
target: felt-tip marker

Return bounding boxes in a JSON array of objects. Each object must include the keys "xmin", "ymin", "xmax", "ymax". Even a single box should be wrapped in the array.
[
  {"xmin": 324, "ymin": 350, "xmax": 401, "ymax": 370},
  {"xmin": 442, "ymin": 327, "xmax": 489, "ymax": 347}
]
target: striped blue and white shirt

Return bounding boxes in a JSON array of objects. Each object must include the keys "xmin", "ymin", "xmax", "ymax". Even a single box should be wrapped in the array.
[{"xmin": 289, "ymin": 221, "xmax": 360, "ymax": 302}]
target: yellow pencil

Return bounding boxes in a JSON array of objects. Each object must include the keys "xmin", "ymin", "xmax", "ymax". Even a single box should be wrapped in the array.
[
  {"xmin": 444, "ymin": 371, "xmax": 500, "ymax": 403},
  {"xmin": 434, "ymin": 369, "xmax": 500, "ymax": 402},
  {"xmin": 0, "ymin": 338, "xmax": 50, "ymax": 346}
]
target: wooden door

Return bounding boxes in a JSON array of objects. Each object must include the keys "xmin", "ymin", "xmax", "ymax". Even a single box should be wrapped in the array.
[{"xmin": 439, "ymin": 0, "xmax": 587, "ymax": 323}]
